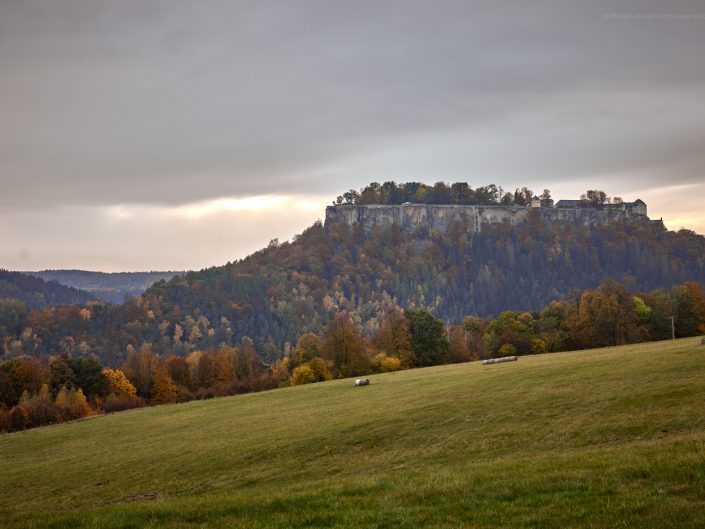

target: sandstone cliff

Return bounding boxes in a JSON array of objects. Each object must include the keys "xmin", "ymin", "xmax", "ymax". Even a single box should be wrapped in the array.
[{"xmin": 325, "ymin": 204, "xmax": 648, "ymax": 234}]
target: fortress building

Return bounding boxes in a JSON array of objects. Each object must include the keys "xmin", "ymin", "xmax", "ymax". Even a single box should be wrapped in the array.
[{"xmin": 555, "ymin": 198, "xmax": 647, "ymax": 217}]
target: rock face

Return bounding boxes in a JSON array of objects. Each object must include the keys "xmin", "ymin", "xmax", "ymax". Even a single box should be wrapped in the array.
[{"xmin": 325, "ymin": 204, "xmax": 648, "ymax": 234}]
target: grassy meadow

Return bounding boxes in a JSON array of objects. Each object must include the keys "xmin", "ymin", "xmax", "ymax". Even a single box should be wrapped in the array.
[{"xmin": 1, "ymin": 337, "xmax": 705, "ymax": 528}]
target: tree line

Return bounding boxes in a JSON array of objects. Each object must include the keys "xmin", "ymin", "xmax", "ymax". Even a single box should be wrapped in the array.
[
  {"xmin": 334, "ymin": 181, "xmax": 546, "ymax": 206},
  {"xmin": 333, "ymin": 181, "xmax": 624, "ymax": 208},
  {"xmin": 2, "ymin": 279, "xmax": 704, "ymax": 433}
]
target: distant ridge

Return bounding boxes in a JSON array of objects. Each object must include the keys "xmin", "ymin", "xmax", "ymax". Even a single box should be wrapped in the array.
[
  {"xmin": 26, "ymin": 270, "xmax": 183, "ymax": 304},
  {"xmin": 0, "ymin": 269, "xmax": 94, "ymax": 309}
]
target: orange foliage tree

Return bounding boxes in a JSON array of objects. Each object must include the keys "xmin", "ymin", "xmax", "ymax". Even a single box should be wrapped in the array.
[{"xmin": 321, "ymin": 314, "xmax": 371, "ymax": 378}]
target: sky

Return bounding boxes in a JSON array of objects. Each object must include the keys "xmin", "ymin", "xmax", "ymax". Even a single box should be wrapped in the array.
[{"xmin": 1, "ymin": 0, "xmax": 704, "ymax": 272}]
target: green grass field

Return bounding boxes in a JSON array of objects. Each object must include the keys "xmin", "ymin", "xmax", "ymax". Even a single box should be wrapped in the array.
[{"xmin": 2, "ymin": 338, "xmax": 705, "ymax": 528}]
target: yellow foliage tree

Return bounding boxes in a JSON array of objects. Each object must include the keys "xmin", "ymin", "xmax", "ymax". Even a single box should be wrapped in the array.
[
  {"xmin": 102, "ymin": 368, "xmax": 137, "ymax": 396},
  {"xmin": 290, "ymin": 365, "xmax": 316, "ymax": 386},
  {"xmin": 307, "ymin": 357, "xmax": 333, "ymax": 382},
  {"xmin": 151, "ymin": 368, "xmax": 177, "ymax": 404},
  {"xmin": 376, "ymin": 308, "xmax": 415, "ymax": 368},
  {"xmin": 68, "ymin": 388, "xmax": 92, "ymax": 418},
  {"xmin": 375, "ymin": 354, "xmax": 401, "ymax": 372},
  {"xmin": 54, "ymin": 385, "xmax": 70, "ymax": 414}
]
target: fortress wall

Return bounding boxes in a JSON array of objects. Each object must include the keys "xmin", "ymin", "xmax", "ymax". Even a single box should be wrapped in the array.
[{"xmin": 325, "ymin": 204, "xmax": 647, "ymax": 234}]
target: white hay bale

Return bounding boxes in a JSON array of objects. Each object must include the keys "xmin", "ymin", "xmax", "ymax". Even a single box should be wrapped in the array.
[{"xmin": 481, "ymin": 356, "xmax": 518, "ymax": 365}]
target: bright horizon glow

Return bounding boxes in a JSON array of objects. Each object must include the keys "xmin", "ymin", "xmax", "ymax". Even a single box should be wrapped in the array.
[
  {"xmin": 3, "ymin": 186, "xmax": 703, "ymax": 274},
  {"xmin": 105, "ymin": 194, "xmax": 325, "ymax": 221},
  {"xmin": 1, "ymin": 194, "xmax": 332, "ymax": 273}
]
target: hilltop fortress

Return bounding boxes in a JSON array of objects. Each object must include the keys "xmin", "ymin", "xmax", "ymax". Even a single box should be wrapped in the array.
[{"xmin": 325, "ymin": 200, "xmax": 649, "ymax": 234}]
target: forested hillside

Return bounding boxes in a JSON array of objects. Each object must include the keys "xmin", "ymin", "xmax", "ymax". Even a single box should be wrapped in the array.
[
  {"xmin": 1, "ymin": 211, "xmax": 704, "ymax": 367},
  {"xmin": 0, "ymin": 270, "xmax": 94, "ymax": 310},
  {"xmin": 27, "ymin": 270, "xmax": 183, "ymax": 303},
  {"xmin": 138, "ymin": 214, "xmax": 704, "ymax": 345}
]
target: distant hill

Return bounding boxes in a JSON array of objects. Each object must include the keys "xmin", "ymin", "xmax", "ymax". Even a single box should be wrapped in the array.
[
  {"xmin": 135, "ymin": 214, "xmax": 705, "ymax": 350},
  {"xmin": 0, "ymin": 269, "xmax": 94, "ymax": 309},
  {"xmin": 26, "ymin": 270, "xmax": 183, "ymax": 303},
  {"xmin": 2, "ymin": 176, "xmax": 705, "ymax": 366},
  {"xmin": 5, "ymin": 208, "xmax": 703, "ymax": 366}
]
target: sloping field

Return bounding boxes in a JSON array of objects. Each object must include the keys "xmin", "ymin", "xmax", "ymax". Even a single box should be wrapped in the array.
[{"xmin": 2, "ymin": 338, "xmax": 704, "ymax": 528}]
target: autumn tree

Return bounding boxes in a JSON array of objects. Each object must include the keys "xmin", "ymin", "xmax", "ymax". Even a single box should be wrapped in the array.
[
  {"xmin": 569, "ymin": 280, "xmax": 645, "ymax": 348},
  {"xmin": 54, "ymin": 385, "xmax": 71, "ymax": 418},
  {"xmin": 165, "ymin": 356, "xmax": 191, "ymax": 388},
  {"xmin": 11, "ymin": 358, "xmax": 49, "ymax": 399},
  {"xmin": 375, "ymin": 308, "xmax": 415, "ymax": 367},
  {"xmin": 289, "ymin": 332, "xmax": 322, "ymax": 369},
  {"xmin": 321, "ymin": 314, "xmax": 370, "ymax": 377},
  {"xmin": 27, "ymin": 384, "xmax": 60, "ymax": 426},
  {"xmin": 290, "ymin": 365, "xmax": 316, "ymax": 385},
  {"xmin": 372, "ymin": 353, "xmax": 402, "ymax": 372},
  {"xmin": 195, "ymin": 348, "xmax": 235, "ymax": 392},
  {"xmin": 235, "ymin": 338, "xmax": 262, "ymax": 387},
  {"xmin": 462, "ymin": 316, "xmax": 489, "ymax": 359},
  {"xmin": 68, "ymin": 387, "xmax": 92, "ymax": 418},
  {"xmin": 151, "ymin": 367, "xmax": 177, "ymax": 404},
  {"xmin": 676, "ymin": 282, "xmax": 705, "ymax": 336},
  {"xmin": 308, "ymin": 357, "xmax": 333, "ymax": 381},
  {"xmin": 447, "ymin": 325, "xmax": 472, "ymax": 363},
  {"xmin": 484, "ymin": 311, "xmax": 535, "ymax": 356},
  {"xmin": 121, "ymin": 345, "xmax": 160, "ymax": 399},
  {"xmin": 102, "ymin": 368, "xmax": 137, "ymax": 396}
]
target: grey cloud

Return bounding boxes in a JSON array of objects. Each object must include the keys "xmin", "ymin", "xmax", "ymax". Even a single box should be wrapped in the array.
[
  {"xmin": 1, "ymin": 1, "xmax": 705, "ymax": 270},
  {"xmin": 2, "ymin": 0, "xmax": 705, "ymax": 208}
]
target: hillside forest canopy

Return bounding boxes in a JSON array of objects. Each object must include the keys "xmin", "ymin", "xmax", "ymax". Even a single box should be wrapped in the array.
[{"xmin": 2, "ymin": 279, "xmax": 705, "ymax": 433}]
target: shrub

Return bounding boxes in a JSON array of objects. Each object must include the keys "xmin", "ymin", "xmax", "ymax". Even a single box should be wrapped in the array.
[
  {"xmin": 373, "ymin": 353, "xmax": 402, "ymax": 372},
  {"xmin": 308, "ymin": 358, "xmax": 333, "ymax": 381},
  {"xmin": 290, "ymin": 365, "xmax": 316, "ymax": 386},
  {"xmin": 498, "ymin": 343, "xmax": 518, "ymax": 357},
  {"xmin": 101, "ymin": 392, "xmax": 146, "ymax": 413},
  {"xmin": 531, "ymin": 338, "xmax": 548, "ymax": 355}
]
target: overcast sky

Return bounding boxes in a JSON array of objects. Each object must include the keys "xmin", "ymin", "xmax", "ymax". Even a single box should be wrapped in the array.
[{"xmin": 1, "ymin": 0, "xmax": 704, "ymax": 271}]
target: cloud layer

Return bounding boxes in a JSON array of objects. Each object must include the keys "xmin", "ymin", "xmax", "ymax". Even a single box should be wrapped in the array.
[{"xmin": 1, "ymin": 1, "xmax": 704, "ymax": 270}]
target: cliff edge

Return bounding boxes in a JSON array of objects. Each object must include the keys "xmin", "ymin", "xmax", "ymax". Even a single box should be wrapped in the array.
[{"xmin": 325, "ymin": 204, "xmax": 649, "ymax": 234}]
